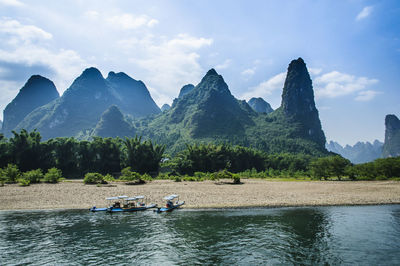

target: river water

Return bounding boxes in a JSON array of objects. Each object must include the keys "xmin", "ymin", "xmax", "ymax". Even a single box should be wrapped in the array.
[{"xmin": 1, "ymin": 205, "xmax": 400, "ymax": 265}]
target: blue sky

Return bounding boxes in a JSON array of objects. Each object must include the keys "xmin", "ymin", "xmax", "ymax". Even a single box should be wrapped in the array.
[{"xmin": 0, "ymin": 0, "xmax": 399, "ymax": 145}]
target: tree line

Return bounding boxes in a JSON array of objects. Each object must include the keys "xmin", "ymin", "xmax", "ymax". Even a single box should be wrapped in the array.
[
  {"xmin": 1, "ymin": 130, "xmax": 399, "ymax": 183},
  {"xmin": 0, "ymin": 130, "xmax": 164, "ymax": 178}
]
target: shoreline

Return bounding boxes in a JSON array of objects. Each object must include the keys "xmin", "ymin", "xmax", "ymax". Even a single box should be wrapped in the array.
[
  {"xmin": 1, "ymin": 179, "xmax": 400, "ymax": 211},
  {"xmin": 1, "ymin": 202, "xmax": 400, "ymax": 213}
]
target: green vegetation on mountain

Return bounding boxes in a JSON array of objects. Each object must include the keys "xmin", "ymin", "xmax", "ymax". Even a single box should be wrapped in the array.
[
  {"xmin": 2, "ymin": 75, "xmax": 59, "ymax": 136},
  {"xmin": 92, "ymin": 105, "xmax": 135, "ymax": 138},
  {"xmin": 135, "ymin": 59, "xmax": 328, "ymax": 156},
  {"xmin": 382, "ymin": 114, "xmax": 400, "ymax": 158},
  {"xmin": 3, "ymin": 58, "xmax": 329, "ymax": 156},
  {"xmin": 178, "ymin": 84, "xmax": 195, "ymax": 98},
  {"xmin": 14, "ymin": 68, "xmax": 160, "ymax": 140}
]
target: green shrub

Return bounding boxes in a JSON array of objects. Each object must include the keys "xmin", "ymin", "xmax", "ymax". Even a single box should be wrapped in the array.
[
  {"xmin": 0, "ymin": 169, "xmax": 5, "ymax": 186},
  {"xmin": 120, "ymin": 167, "xmax": 141, "ymax": 181},
  {"xmin": 1, "ymin": 164, "xmax": 21, "ymax": 183},
  {"xmin": 18, "ymin": 178, "xmax": 30, "ymax": 186},
  {"xmin": 174, "ymin": 177, "xmax": 182, "ymax": 182},
  {"xmin": 141, "ymin": 173, "xmax": 152, "ymax": 181},
  {"xmin": 103, "ymin": 174, "xmax": 115, "ymax": 182},
  {"xmin": 44, "ymin": 168, "xmax": 62, "ymax": 183},
  {"xmin": 233, "ymin": 176, "xmax": 241, "ymax": 184},
  {"xmin": 84, "ymin": 172, "xmax": 104, "ymax": 184},
  {"xmin": 23, "ymin": 169, "xmax": 43, "ymax": 184}
]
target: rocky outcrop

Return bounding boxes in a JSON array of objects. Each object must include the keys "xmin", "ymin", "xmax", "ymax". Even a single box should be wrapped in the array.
[
  {"xmin": 2, "ymin": 75, "xmax": 59, "ymax": 136},
  {"xmin": 248, "ymin": 97, "xmax": 273, "ymax": 114},
  {"xmin": 382, "ymin": 114, "xmax": 400, "ymax": 157},
  {"xmin": 281, "ymin": 57, "xmax": 326, "ymax": 147}
]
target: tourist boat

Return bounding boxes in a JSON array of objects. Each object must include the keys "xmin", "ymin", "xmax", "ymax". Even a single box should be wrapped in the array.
[
  {"xmin": 106, "ymin": 195, "xmax": 157, "ymax": 213},
  {"xmin": 155, "ymin": 194, "xmax": 185, "ymax": 213},
  {"xmin": 90, "ymin": 195, "xmax": 156, "ymax": 212},
  {"xmin": 90, "ymin": 195, "xmax": 128, "ymax": 212}
]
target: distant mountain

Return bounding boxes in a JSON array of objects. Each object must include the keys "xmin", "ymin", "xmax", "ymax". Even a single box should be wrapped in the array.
[
  {"xmin": 2, "ymin": 75, "xmax": 59, "ymax": 136},
  {"xmin": 248, "ymin": 97, "xmax": 273, "ymax": 114},
  {"xmin": 92, "ymin": 105, "xmax": 135, "ymax": 138},
  {"xmin": 326, "ymin": 140, "xmax": 383, "ymax": 164},
  {"xmin": 14, "ymin": 67, "xmax": 160, "ymax": 139},
  {"xmin": 178, "ymin": 84, "xmax": 194, "ymax": 98},
  {"xmin": 135, "ymin": 58, "xmax": 328, "ymax": 155},
  {"xmin": 0, "ymin": 120, "xmax": 2, "ymax": 131},
  {"xmin": 382, "ymin": 114, "xmax": 400, "ymax": 157},
  {"xmin": 161, "ymin": 104, "xmax": 171, "ymax": 112}
]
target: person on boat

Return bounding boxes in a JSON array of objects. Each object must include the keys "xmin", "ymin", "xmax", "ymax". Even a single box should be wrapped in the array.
[{"xmin": 166, "ymin": 200, "xmax": 173, "ymax": 208}]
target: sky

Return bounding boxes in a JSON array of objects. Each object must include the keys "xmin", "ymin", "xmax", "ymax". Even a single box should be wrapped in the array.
[{"xmin": 0, "ymin": 0, "xmax": 399, "ymax": 145}]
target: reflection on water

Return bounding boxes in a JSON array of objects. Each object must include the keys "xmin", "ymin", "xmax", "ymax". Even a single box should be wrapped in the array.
[{"xmin": 0, "ymin": 205, "xmax": 400, "ymax": 265}]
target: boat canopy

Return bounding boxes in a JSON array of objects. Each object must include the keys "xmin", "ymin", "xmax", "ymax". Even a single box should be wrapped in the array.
[
  {"xmin": 118, "ymin": 195, "xmax": 128, "ymax": 199},
  {"xmin": 126, "ymin": 196, "xmax": 145, "ymax": 201},
  {"xmin": 164, "ymin": 194, "xmax": 179, "ymax": 200},
  {"xmin": 106, "ymin": 196, "xmax": 119, "ymax": 200},
  {"xmin": 126, "ymin": 198, "xmax": 137, "ymax": 201}
]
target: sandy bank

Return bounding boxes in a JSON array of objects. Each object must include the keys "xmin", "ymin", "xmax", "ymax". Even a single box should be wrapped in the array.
[{"xmin": 1, "ymin": 179, "xmax": 400, "ymax": 210}]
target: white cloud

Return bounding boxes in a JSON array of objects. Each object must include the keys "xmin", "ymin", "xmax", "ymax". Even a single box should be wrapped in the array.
[
  {"xmin": 107, "ymin": 13, "xmax": 158, "ymax": 30},
  {"xmin": 0, "ymin": 19, "xmax": 87, "ymax": 117},
  {"xmin": 309, "ymin": 68, "xmax": 322, "ymax": 76},
  {"xmin": 356, "ymin": 6, "xmax": 373, "ymax": 21},
  {"xmin": 314, "ymin": 71, "xmax": 378, "ymax": 99},
  {"xmin": 117, "ymin": 34, "xmax": 213, "ymax": 103},
  {"xmin": 241, "ymin": 71, "xmax": 286, "ymax": 100},
  {"xmin": 241, "ymin": 68, "xmax": 255, "ymax": 77},
  {"xmin": 0, "ymin": 18, "xmax": 52, "ymax": 43},
  {"xmin": 0, "ymin": 0, "xmax": 24, "ymax": 7},
  {"xmin": 355, "ymin": 90, "xmax": 382, "ymax": 101},
  {"xmin": 215, "ymin": 59, "xmax": 232, "ymax": 70}
]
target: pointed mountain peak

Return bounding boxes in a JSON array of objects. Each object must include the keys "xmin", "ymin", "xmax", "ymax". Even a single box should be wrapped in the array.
[
  {"xmin": 23, "ymin": 75, "xmax": 53, "ymax": 88},
  {"xmin": 248, "ymin": 97, "xmax": 274, "ymax": 114},
  {"xmin": 178, "ymin": 84, "xmax": 195, "ymax": 98},
  {"xmin": 80, "ymin": 67, "xmax": 103, "ymax": 79},
  {"xmin": 93, "ymin": 105, "xmax": 135, "ymax": 138},
  {"xmin": 383, "ymin": 114, "xmax": 400, "ymax": 158},
  {"xmin": 161, "ymin": 103, "xmax": 171, "ymax": 112},
  {"xmin": 103, "ymin": 105, "xmax": 123, "ymax": 118},
  {"xmin": 205, "ymin": 68, "xmax": 218, "ymax": 77},
  {"xmin": 280, "ymin": 57, "xmax": 326, "ymax": 147},
  {"xmin": 2, "ymin": 74, "xmax": 59, "ymax": 136},
  {"xmin": 107, "ymin": 71, "xmax": 132, "ymax": 81}
]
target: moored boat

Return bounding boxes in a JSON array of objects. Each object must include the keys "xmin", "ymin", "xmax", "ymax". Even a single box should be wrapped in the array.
[
  {"xmin": 106, "ymin": 196, "xmax": 157, "ymax": 213},
  {"xmin": 90, "ymin": 195, "xmax": 128, "ymax": 212},
  {"xmin": 155, "ymin": 194, "xmax": 185, "ymax": 213}
]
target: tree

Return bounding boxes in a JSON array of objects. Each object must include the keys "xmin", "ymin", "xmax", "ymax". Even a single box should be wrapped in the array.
[
  {"xmin": 310, "ymin": 157, "xmax": 330, "ymax": 180},
  {"xmin": 123, "ymin": 136, "xmax": 165, "ymax": 174},
  {"xmin": 329, "ymin": 156, "xmax": 351, "ymax": 181}
]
